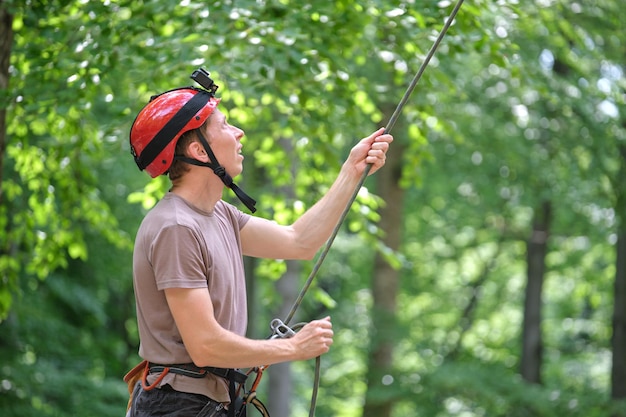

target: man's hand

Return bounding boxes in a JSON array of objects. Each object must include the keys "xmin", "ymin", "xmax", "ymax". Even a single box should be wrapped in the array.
[
  {"xmin": 345, "ymin": 127, "xmax": 393, "ymax": 177},
  {"xmin": 290, "ymin": 316, "xmax": 334, "ymax": 360}
]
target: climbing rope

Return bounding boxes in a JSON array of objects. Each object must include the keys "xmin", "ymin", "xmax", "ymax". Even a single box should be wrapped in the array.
[
  {"xmin": 283, "ymin": 0, "xmax": 466, "ymax": 327},
  {"xmin": 261, "ymin": 1, "xmax": 467, "ymax": 415},
  {"xmin": 266, "ymin": 320, "xmax": 320, "ymax": 417}
]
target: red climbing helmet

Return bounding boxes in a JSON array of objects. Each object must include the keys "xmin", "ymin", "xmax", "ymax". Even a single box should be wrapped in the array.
[
  {"xmin": 130, "ymin": 88, "xmax": 220, "ymax": 177},
  {"xmin": 130, "ymin": 70, "xmax": 220, "ymax": 177},
  {"xmin": 129, "ymin": 68, "xmax": 257, "ymax": 213}
]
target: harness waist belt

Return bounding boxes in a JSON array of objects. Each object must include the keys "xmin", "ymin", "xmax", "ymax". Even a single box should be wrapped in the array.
[{"xmin": 148, "ymin": 363, "xmax": 248, "ymax": 383}]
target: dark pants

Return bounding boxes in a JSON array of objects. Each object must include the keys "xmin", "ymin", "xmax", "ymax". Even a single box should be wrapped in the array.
[{"xmin": 129, "ymin": 382, "xmax": 227, "ymax": 417}]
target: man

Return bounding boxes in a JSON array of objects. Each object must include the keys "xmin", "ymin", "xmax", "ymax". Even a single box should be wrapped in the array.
[{"xmin": 126, "ymin": 69, "xmax": 392, "ymax": 417}]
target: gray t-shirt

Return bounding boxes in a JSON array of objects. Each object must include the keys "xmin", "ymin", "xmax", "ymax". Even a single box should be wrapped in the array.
[{"xmin": 133, "ymin": 193, "xmax": 251, "ymax": 402}]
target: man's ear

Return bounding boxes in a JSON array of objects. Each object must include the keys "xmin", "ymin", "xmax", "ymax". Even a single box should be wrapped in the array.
[{"xmin": 187, "ymin": 140, "xmax": 210, "ymax": 163}]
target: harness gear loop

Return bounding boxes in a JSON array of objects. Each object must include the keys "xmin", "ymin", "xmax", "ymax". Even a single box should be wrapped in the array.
[
  {"xmin": 245, "ymin": 391, "xmax": 271, "ymax": 417},
  {"xmin": 249, "ymin": 367, "xmax": 266, "ymax": 393},
  {"xmin": 141, "ymin": 362, "xmax": 169, "ymax": 391}
]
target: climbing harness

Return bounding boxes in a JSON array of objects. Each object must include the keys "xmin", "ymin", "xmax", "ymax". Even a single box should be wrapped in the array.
[
  {"xmin": 258, "ymin": 1, "xmax": 467, "ymax": 416},
  {"xmin": 143, "ymin": 363, "xmax": 260, "ymax": 417},
  {"xmin": 122, "ymin": 359, "xmax": 268, "ymax": 417}
]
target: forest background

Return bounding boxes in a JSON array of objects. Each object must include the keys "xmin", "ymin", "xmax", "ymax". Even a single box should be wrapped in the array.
[{"xmin": 0, "ymin": 1, "xmax": 625, "ymax": 416}]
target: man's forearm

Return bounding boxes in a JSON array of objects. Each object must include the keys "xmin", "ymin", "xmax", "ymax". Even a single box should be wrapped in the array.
[{"xmin": 290, "ymin": 167, "xmax": 362, "ymax": 257}]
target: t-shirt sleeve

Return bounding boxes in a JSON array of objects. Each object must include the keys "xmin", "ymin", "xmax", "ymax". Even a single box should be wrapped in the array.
[
  {"xmin": 237, "ymin": 208, "xmax": 251, "ymax": 230},
  {"xmin": 150, "ymin": 225, "xmax": 209, "ymax": 291},
  {"xmin": 221, "ymin": 200, "xmax": 251, "ymax": 230}
]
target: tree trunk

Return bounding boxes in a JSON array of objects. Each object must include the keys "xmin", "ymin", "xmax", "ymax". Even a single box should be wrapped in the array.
[
  {"xmin": 268, "ymin": 260, "xmax": 300, "ymax": 417},
  {"xmin": 520, "ymin": 200, "xmax": 551, "ymax": 384},
  {"xmin": 611, "ymin": 144, "xmax": 626, "ymax": 402},
  {"xmin": 449, "ymin": 235, "xmax": 505, "ymax": 359},
  {"xmin": 612, "ymin": 230, "xmax": 626, "ymax": 400},
  {"xmin": 362, "ymin": 119, "xmax": 406, "ymax": 417},
  {"xmin": 0, "ymin": 1, "xmax": 14, "ymax": 319},
  {"xmin": 0, "ymin": 5, "xmax": 12, "ymax": 200},
  {"xmin": 266, "ymin": 136, "xmax": 300, "ymax": 417}
]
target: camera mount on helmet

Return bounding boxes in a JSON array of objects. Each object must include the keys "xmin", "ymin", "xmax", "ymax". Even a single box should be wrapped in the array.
[{"xmin": 190, "ymin": 68, "xmax": 219, "ymax": 95}]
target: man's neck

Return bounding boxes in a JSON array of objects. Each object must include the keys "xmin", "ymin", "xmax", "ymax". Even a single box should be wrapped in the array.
[{"xmin": 170, "ymin": 174, "xmax": 224, "ymax": 213}]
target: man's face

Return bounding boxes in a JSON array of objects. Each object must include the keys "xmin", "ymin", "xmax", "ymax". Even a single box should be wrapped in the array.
[{"xmin": 204, "ymin": 109, "xmax": 245, "ymax": 177}]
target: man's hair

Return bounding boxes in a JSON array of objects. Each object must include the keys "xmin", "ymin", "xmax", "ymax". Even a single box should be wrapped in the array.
[{"xmin": 168, "ymin": 120, "xmax": 209, "ymax": 182}]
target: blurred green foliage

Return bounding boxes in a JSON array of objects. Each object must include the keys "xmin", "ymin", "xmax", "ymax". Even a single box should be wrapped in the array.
[{"xmin": 1, "ymin": 0, "xmax": 624, "ymax": 416}]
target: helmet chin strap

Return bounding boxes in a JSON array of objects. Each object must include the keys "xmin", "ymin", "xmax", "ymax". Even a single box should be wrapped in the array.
[{"xmin": 174, "ymin": 131, "xmax": 257, "ymax": 213}]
